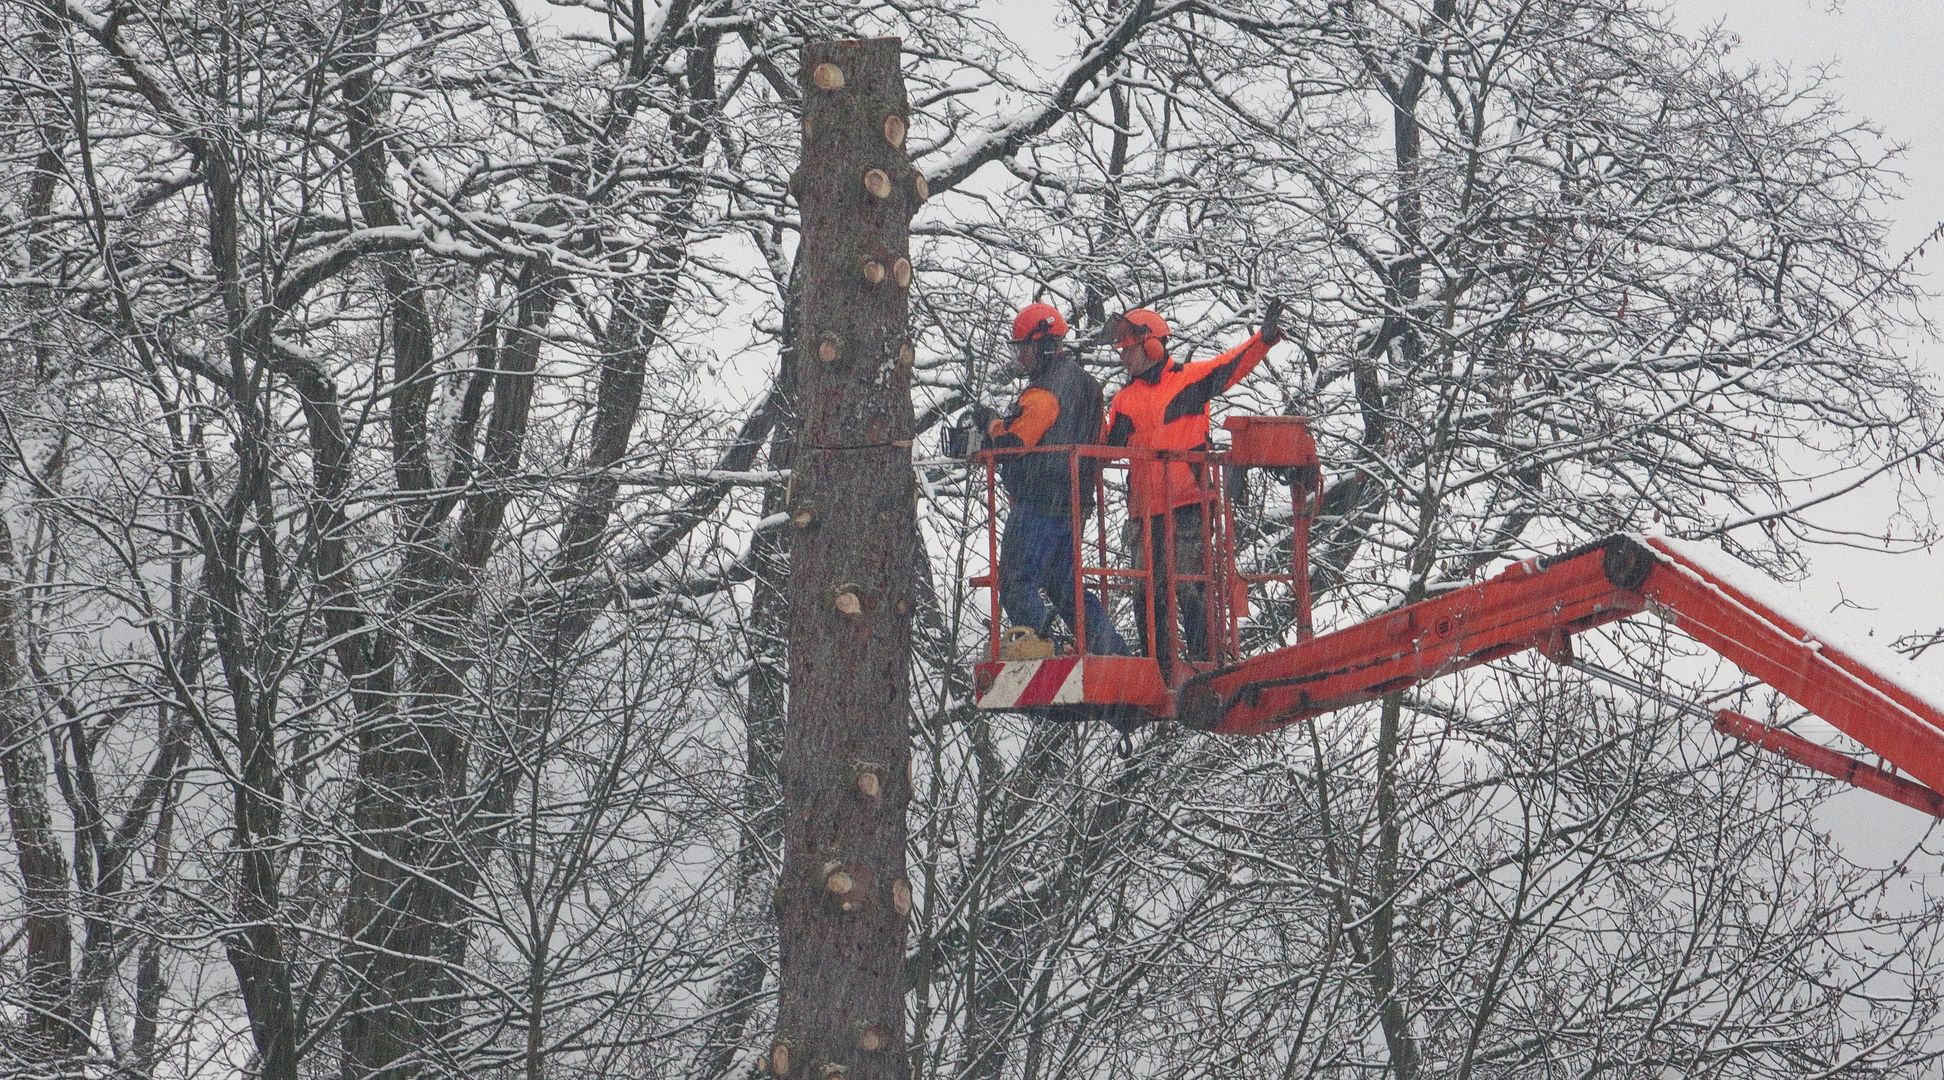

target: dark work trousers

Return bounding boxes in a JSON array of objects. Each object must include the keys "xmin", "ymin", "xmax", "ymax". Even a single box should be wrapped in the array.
[
  {"xmin": 999, "ymin": 506, "xmax": 1127, "ymax": 655},
  {"xmin": 1133, "ymin": 504, "xmax": 1211, "ymax": 664}
]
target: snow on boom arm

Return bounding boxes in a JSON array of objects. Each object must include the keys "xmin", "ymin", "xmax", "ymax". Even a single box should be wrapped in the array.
[{"xmin": 1177, "ymin": 534, "xmax": 1944, "ymax": 815}]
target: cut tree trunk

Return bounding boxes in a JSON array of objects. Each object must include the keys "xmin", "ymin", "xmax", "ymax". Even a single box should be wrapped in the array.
[{"xmin": 772, "ymin": 36, "xmax": 919, "ymax": 1080}]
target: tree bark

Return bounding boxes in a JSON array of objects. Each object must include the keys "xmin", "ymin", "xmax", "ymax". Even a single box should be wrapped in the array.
[
  {"xmin": 0, "ymin": 516, "xmax": 76, "ymax": 1061},
  {"xmin": 772, "ymin": 37, "xmax": 917, "ymax": 1080}
]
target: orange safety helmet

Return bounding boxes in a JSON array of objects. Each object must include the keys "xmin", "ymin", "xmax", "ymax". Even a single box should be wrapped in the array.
[
  {"xmin": 1010, "ymin": 302, "xmax": 1069, "ymax": 344},
  {"xmin": 1111, "ymin": 308, "xmax": 1171, "ymax": 367}
]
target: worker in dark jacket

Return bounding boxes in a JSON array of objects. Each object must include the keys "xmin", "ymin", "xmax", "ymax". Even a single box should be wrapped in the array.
[
  {"xmin": 988, "ymin": 303, "xmax": 1128, "ymax": 658},
  {"xmin": 1104, "ymin": 301, "xmax": 1282, "ymax": 663}
]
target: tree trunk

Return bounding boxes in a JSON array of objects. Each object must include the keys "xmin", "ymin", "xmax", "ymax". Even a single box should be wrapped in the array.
[
  {"xmin": 772, "ymin": 36, "xmax": 918, "ymax": 1080},
  {"xmin": 0, "ymin": 516, "xmax": 76, "ymax": 1062}
]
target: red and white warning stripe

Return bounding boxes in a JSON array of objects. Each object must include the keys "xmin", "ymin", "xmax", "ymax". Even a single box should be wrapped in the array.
[{"xmin": 976, "ymin": 656, "xmax": 1085, "ymax": 709}]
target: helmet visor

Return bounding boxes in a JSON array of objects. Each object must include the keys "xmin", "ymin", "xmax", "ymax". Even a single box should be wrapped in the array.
[{"xmin": 1011, "ymin": 316, "xmax": 1055, "ymax": 345}]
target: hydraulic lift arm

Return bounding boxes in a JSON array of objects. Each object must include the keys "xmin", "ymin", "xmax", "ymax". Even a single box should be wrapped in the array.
[
  {"xmin": 1179, "ymin": 534, "xmax": 1944, "ymax": 812},
  {"xmin": 1177, "ymin": 536, "xmax": 1651, "ymax": 735}
]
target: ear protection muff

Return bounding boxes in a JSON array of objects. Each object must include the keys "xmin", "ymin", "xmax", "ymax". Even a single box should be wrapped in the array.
[
  {"xmin": 1035, "ymin": 336, "xmax": 1059, "ymax": 363},
  {"xmin": 1111, "ymin": 309, "xmax": 1170, "ymax": 370}
]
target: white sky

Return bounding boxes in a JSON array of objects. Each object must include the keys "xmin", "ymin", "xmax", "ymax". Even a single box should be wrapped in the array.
[{"xmin": 1678, "ymin": 0, "xmax": 1942, "ymax": 252}]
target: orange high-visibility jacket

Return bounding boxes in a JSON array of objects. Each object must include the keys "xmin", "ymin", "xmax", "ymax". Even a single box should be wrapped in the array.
[{"xmin": 1104, "ymin": 333, "xmax": 1270, "ymax": 518}]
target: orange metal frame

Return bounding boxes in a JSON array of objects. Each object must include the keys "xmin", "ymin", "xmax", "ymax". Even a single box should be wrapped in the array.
[
  {"xmin": 968, "ymin": 417, "xmax": 1944, "ymax": 817},
  {"xmin": 968, "ymin": 418, "xmax": 1320, "ymax": 711}
]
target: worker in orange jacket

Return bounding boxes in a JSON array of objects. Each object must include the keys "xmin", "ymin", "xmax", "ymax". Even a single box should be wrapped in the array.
[
  {"xmin": 987, "ymin": 303, "xmax": 1129, "ymax": 658},
  {"xmin": 1104, "ymin": 300, "xmax": 1282, "ymax": 663}
]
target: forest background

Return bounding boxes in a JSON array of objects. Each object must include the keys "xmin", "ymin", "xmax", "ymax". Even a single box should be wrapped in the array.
[{"xmin": 5, "ymin": 0, "xmax": 1944, "ymax": 1077}]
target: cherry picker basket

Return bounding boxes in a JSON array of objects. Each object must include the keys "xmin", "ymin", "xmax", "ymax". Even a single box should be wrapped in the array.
[{"xmin": 967, "ymin": 415, "xmax": 1321, "ymax": 718}]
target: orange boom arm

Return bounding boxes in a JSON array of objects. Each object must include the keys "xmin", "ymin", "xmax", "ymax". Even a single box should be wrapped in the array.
[{"xmin": 1180, "ymin": 534, "xmax": 1944, "ymax": 811}]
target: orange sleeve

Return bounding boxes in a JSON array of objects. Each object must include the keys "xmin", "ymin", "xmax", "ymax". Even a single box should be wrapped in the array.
[
  {"xmin": 989, "ymin": 387, "xmax": 1059, "ymax": 448},
  {"xmin": 1176, "ymin": 333, "xmax": 1270, "ymax": 394}
]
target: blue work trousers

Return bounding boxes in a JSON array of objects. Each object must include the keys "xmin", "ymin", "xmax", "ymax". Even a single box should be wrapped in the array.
[{"xmin": 998, "ymin": 506, "xmax": 1127, "ymax": 655}]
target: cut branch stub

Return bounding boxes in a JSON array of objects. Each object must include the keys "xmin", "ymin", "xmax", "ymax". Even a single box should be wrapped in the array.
[
  {"xmin": 818, "ymin": 334, "xmax": 842, "ymax": 363},
  {"xmin": 912, "ymin": 170, "xmax": 929, "ymax": 203},
  {"xmin": 860, "ymin": 258, "xmax": 886, "ymax": 285},
  {"xmin": 890, "ymin": 877, "xmax": 912, "ymax": 917},
  {"xmin": 811, "ymin": 63, "xmax": 846, "ymax": 91},
  {"xmin": 824, "ymin": 859, "xmax": 877, "ymax": 912},
  {"xmin": 863, "ymin": 169, "xmax": 893, "ymax": 200},
  {"xmin": 833, "ymin": 588, "xmax": 863, "ymax": 617},
  {"xmin": 854, "ymin": 764, "xmax": 883, "ymax": 801},
  {"xmin": 769, "ymin": 1042, "xmax": 792, "ymax": 1076},
  {"xmin": 891, "ymin": 258, "xmax": 912, "ymax": 289},
  {"xmin": 856, "ymin": 1024, "xmax": 890, "ymax": 1053},
  {"xmin": 897, "ymin": 340, "xmax": 915, "ymax": 369},
  {"xmin": 882, "ymin": 114, "xmax": 906, "ymax": 148}
]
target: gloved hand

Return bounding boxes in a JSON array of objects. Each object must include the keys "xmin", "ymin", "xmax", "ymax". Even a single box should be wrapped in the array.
[{"xmin": 1259, "ymin": 297, "xmax": 1284, "ymax": 345}]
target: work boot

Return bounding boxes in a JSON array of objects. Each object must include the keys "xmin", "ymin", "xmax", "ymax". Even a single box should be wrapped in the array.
[{"xmin": 999, "ymin": 626, "xmax": 1056, "ymax": 661}]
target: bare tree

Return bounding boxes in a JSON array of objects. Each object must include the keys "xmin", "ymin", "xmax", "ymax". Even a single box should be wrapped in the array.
[
  {"xmin": 896, "ymin": 0, "xmax": 1944, "ymax": 1076},
  {"xmin": 2, "ymin": 0, "xmax": 1941, "ymax": 1077}
]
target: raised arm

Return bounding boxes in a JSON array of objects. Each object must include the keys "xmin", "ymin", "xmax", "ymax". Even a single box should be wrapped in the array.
[{"xmin": 1169, "ymin": 333, "xmax": 1271, "ymax": 415}]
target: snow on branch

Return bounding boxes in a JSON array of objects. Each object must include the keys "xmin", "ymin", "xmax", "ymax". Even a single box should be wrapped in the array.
[{"xmin": 925, "ymin": 0, "xmax": 1170, "ymax": 195}]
